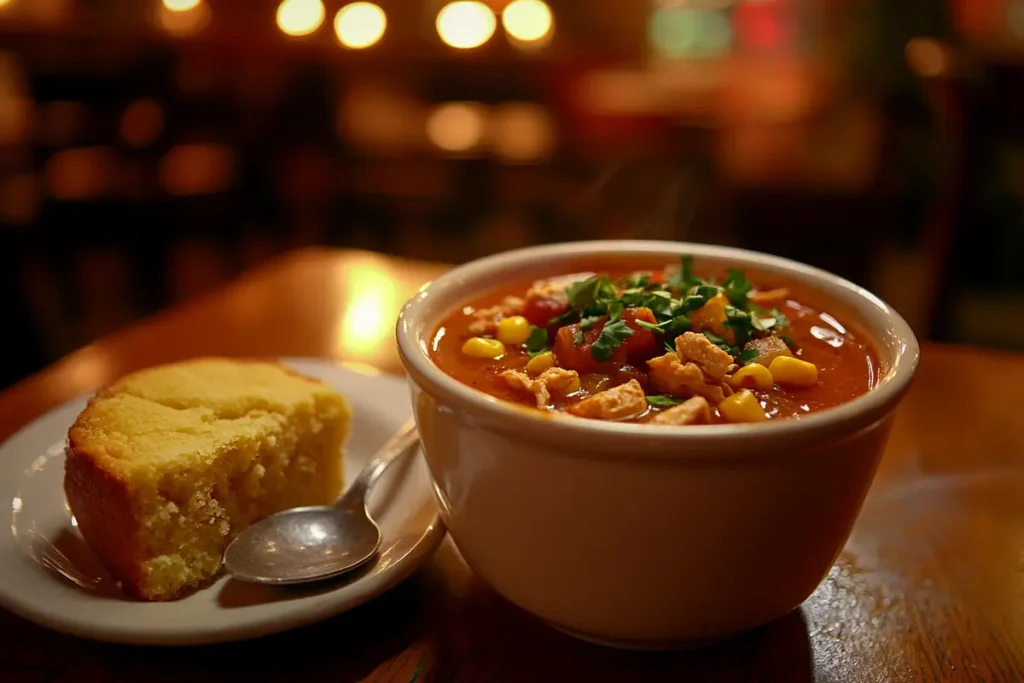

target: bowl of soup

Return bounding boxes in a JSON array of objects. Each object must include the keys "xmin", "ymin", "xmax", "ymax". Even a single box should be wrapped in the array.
[{"xmin": 396, "ymin": 240, "xmax": 918, "ymax": 649}]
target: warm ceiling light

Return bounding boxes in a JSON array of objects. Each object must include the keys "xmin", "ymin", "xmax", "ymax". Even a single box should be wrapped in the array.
[
  {"xmin": 157, "ymin": 0, "xmax": 210, "ymax": 36},
  {"xmin": 436, "ymin": 1, "xmax": 496, "ymax": 50},
  {"xmin": 334, "ymin": 2, "xmax": 386, "ymax": 49},
  {"xmin": 162, "ymin": 0, "xmax": 201, "ymax": 12},
  {"xmin": 501, "ymin": 0, "xmax": 553, "ymax": 44},
  {"xmin": 276, "ymin": 0, "xmax": 325, "ymax": 37}
]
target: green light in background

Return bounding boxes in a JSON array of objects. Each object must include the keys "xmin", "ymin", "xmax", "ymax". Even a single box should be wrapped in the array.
[
  {"xmin": 649, "ymin": 8, "xmax": 700, "ymax": 58},
  {"xmin": 699, "ymin": 9, "xmax": 733, "ymax": 56},
  {"xmin": 649, "ymin": 7, "xmax": 733, "ymax": 59}
]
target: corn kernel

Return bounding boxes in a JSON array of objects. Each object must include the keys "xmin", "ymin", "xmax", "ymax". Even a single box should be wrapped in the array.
[
  {"xmin": 726, "ymin": 363, "xmax": 773, "ymax": 391},
  {"xmin": 768, "ymin": 356, "xmax": 818, "ymax": 387},
  {"xmin": 719, "ymin": 390, "xmax": 767, "ymax": 423},
  {"xmin": 525, "ymin": 351, "xmax": 555, "ymax": 375},
  {"xmin": 496, "ymin": 315, "xmax": 531, "ymax": 346},
  {"xmin": 462, "ymin": 337, "xmax": 506, "ymax": 359}
]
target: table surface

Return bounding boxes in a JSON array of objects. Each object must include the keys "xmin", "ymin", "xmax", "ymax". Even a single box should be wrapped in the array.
[{"xmin": 2, "ymin": 247, "xmax": 1023, "ymax": 682}]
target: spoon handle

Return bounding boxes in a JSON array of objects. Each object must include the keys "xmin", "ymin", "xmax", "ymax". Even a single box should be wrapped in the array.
[{"xmin": 335, "ymin": 419, "xmax": 420, "ymax": 513}]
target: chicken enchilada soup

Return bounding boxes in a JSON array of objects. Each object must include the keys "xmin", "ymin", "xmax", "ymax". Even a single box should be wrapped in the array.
[{"xmin": 429, "ymin": 257, "xmax": 879, "ymax": 425}]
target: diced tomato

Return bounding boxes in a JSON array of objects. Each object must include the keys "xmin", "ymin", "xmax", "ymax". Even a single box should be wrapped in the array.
[
  {"xmin": 552, "ymin": 308, "xmax": 660, "ymax": 373},
  {"xmin": 523, "ymin": 295, "xmax": 569, "ymax": 328},
  {"xmin": 620, "ymin": 308, "xmax": 660, "ymax": 361}
]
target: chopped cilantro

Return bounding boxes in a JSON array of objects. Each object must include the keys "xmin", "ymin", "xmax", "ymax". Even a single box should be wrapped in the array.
[
  {"xmin": 736, "ymin": 348, "xmax": 760, "ymax": 364},
  {"xmin": 723, "ymin": 268, "xmax": 753, "ymax": 306},
  {"xmin": 525, "ymin": 326, "xmax": 548, "ymax": 357},
  {"xmin": 646, "ymin": 395, "xmax": 681, "ymax": 407},
  {"xmin": 564, "ymin": 276, "xmax": 600, "ymax": 310},
  {"xmin": 678, "ymin": 255, "xmax": 701, "ymax": 288},
  {"xmin": 608, "ymin": 300, "xmax": 624, "ymax": 323},
  {"xmin": 573, "ymin": 328, "xmax": 584, "ymax": 345},
  {"xmin": 664, "ymin": 341, "xmax": 675, "ymax": 354},
  {"xmin": 681, "ymin": 294, "xmax": 708, "ymax": 313},
  {"xmin": 695, "ymin": 284, "xmax": 721, "ymax": 301},
  {"xmin": 565, "ymin": 275, "xmax": 616, "ymax": 311},
  {"xmin": 781, "ymin": 334, "xmax": 797, "ymax": 350},
  {"xmin": 551, "ymin": 256, "xmax": 791, "ymax": 363},
  {"xmin": 636, "ymin": 319, "xmax": 665, "ymax": 333},
  {"xmin": 591, "ymin": 319, "xmax": 633, "ymax": 362},
  {"xmin": 663, "ymin": 315, "xmax": 691, "ymax": 339},
  {"xmin": 549, "ymin": 308, "xmax": 577, "ymax": 328},
  {"xmin": 701, "ymin": 330, "xmax": 733, "ymax": 354}
]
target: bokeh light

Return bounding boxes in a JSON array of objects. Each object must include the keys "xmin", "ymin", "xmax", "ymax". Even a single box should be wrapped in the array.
[
  {"xmin": 276, "ymin": 0, "xmax": 325, "ymax": 37},
  {"xmin": 905, "ymin": 37, "xmax": 950, "ymax": 78},
  {"xmin": 649, "ymin": 8, "xmax": 699, "ymax": 57},
  {"xmin": 162, "ymin": 0, "xmax": 201, "ymax": 11},
  {"xmin": 501, "ymin": 0, "xmax": 553, "ymax": 45},
  {"xmin": 436, "ymin": 1, "xmax": 496, "ymax": 50},
  {"xmin": 334, "ymin": 2, "xmax": 386, "ymax": 49},
  {"xmin": 649, "ymin": 7, "xmax": 732, "ymax": 58},
  {"xmin": 733, "ymin": 1, "xmax": 784, "ymax": 51},
  {"xmin": 159, "ymin": 143, "xmax": 235, "ymax": 196},
  {"xmin": 492, "ymin": 103, "xmax": 555, "ymax": 163},
  {"xmin": 120, "ymin": 99, "xmax": 165, "ymax": 148},
  {"xmin": 158, "ymin": 0, "xmax": 210, "ymax": 36},
  {"xmin": 44, "ymin": 148, "xmax": 116, "ymax": 201},
  {"xmin": 426, "ymin": 102, "xmax": 486, "ymax": 153}
]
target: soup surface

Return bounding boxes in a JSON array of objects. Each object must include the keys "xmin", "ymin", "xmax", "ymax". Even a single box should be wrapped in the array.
[{"xmin": 429, "ymin": 257, "xmax": 878, "ymax": 425}]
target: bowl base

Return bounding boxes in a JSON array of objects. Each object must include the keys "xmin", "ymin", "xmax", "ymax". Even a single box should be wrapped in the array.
[{"xmin": 546, "ymin": 621, "xmax": 733, "ymax": 651}]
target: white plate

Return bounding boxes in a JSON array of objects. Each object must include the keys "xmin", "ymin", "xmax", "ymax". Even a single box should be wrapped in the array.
[{"xmin": 0, "ymin": 358, "xmax": 445, "ymax": 646}]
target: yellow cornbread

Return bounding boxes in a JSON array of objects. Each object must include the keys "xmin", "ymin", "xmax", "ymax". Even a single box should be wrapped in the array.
[{"xmin": 64, "ymin": 358, "xmax": 351, "ymax": 601}]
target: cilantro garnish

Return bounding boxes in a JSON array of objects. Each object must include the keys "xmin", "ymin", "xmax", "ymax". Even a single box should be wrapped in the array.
[
  {"xmin": 646, "ymin": 395, "xmax": 681, "ymax": 407},
  {"xmin": 723, "ymin": 268, "xmax": 753, "ymax": 306},
  {"xmin": 591, "ymin": 319, "xmax": 633, "ymax": 362},
  {"xmin": 607, "ymin": 300, "xmax": 624, "ymax": 323},
  {"xmin": 525, "ymin": 326, "xmax": 549, "ymax": 357},
  {"xmin": 702, "ymin": 330, "xmax": 733, "ymax": 354},
  {"xmin": 552, "ymin": 255, "xmax": 791, "ymax": 362},
  {"xmin": 636, "ymin": 319, "xmax": 665, "ymax": 334},
  {"xmin": 736, "ymin": 348, "xmax": 760, "ymax": 364}
]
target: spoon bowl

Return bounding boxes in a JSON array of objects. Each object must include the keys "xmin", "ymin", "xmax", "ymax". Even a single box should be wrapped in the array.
[{"xmin": 223, "ymin": 421, "xmax": 419, "ymax": 585}]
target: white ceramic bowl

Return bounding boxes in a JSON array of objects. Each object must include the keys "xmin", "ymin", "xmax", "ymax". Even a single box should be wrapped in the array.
[{"xmin": 396, "ymin": 240, "xmax": 919, "ymax": 649}]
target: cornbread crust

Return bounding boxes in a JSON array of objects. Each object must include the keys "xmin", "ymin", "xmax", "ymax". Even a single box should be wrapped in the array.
[{"xmin": 65, "ymin": 358, "xmax": 351, "ymax": 601}]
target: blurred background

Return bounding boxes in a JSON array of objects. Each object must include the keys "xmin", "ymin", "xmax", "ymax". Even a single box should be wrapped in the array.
[{"xmin": 0, "ymin": 0, "xmax": 1022, "ymax": 387}]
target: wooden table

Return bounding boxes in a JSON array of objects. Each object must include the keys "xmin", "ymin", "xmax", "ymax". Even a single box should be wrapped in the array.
[{"xmin": 2, "ymin": 248, "xmax": 1023, "ymax": 682}]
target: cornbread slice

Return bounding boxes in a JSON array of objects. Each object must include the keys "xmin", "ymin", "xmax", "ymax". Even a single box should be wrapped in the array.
[{"xmin": 64, "ymin": 358, "xmax": 351, "ymax": 601}]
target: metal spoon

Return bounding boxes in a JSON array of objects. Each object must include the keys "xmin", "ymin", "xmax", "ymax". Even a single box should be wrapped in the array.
[{"xmin": 222, "ymin": 420, "xmax": 419, "ymax": 585}]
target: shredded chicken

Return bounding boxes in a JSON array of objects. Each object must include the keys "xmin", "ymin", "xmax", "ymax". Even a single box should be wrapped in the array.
[
  {"xmin": 647, "ymin": 352, "xmax": 727, "ymax": 404},
  {"xmin": 675, "ymin": 331, "xmax": 733, "ymax": 380},
  {"xmin": 468, "ymin": 296, "xmax": 526, "ymax": 335},
  {"xmin": 500, "ymin": 367, "xmax": 580, "ymax": 408},
  {"xmin": 568, "ymin": 379, "xmax": 648, "ymax": 421},
  {"xmin": 648, "ymin": 396, "xmax": 711, "ymax": 426}
]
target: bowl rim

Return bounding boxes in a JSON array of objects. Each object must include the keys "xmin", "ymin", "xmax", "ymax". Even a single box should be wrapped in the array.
[{"xmin": 395, "ymin": 240, "xmax": 920, "ymax": 453}]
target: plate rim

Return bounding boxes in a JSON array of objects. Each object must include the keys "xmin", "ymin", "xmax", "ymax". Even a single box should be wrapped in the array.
[{"xmin": 0, "ymin": 357, "xmax": 446, "ymax": 646}]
